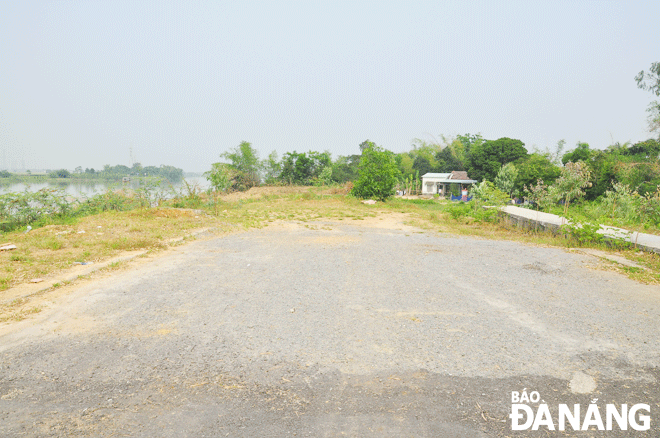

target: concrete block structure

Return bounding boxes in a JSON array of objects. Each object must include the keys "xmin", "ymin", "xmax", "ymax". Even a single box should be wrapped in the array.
[{"xmin": 421, "ymin": 171, "xmax": 477, "ymax": 195}]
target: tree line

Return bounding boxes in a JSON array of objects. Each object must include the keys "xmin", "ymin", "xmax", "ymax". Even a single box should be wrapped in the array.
[
  {"xmin": 207, "ymin": 62, "xmax": 660, "ymax": 202},
  {"xmin": 205, "ymin": 136, "xmax": 660, "ymax": 199},
  {"xmin": 0, "ymin": 163, "xmax": 184, "ymax": 182}
]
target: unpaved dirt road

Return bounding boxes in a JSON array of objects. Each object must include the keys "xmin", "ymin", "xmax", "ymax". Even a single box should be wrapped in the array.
[{"xmin": 1, "ymin": 218, "xmax": 659, "ymax": 437}]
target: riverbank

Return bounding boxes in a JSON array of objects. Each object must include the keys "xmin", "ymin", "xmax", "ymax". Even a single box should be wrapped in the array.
[
  {"xmin": 0, "ymin": 176, "xmax": 209, "ymax": 201},
  {"xmin": 0, "ymin": 174, "xmax": 170, "ymax": 184}
]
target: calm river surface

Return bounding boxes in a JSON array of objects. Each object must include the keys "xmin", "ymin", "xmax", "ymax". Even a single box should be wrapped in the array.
[{"xmin": 0, "ymin": 177, "xmax": 210, "ymax": 198}]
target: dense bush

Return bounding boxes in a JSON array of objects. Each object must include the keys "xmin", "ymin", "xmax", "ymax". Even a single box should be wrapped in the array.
[
  {"xmin": 0, "ymin": 188, "xmax": 150, "ymax": 233},
  {"xmin": 49, "ymin": 169, "xmax": 71, "ymax": 178},
  {"xmin": 470, "ymin": 181, "xmax": 510, "ymax": 205},
  {"xmin": 352, "ymin": 142, "xmax": 400, "ymax": 201}
]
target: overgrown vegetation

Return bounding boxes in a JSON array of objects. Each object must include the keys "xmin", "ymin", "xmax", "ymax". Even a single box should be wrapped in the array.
[
  {"xmin": 0, "ymin": 177, "xmax": 180, "ymax": 233},
  {"xmin": 201, "ymin": 133, "xmax": 660, "ymax": 215}
]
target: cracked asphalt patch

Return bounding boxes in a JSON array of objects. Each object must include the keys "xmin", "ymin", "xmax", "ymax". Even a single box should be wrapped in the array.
[{"xmin": 1, "ymin": 221, "xmax": 659, "ymax": 437}]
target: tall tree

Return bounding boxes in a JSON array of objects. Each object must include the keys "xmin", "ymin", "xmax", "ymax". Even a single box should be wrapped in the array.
[
  {"xmin": 359, "ymin": 140, "xmax": 373, "ymax": 153},
  {"xmin": 279, "ymin": 151, "xmax": 331, "ymax": 185},
  {"xmin": 494, "ymin": 162, "xmax": 518, "ymax": 197},
  {"xmin": 221, "ymin": 141, "xmax": 261, "ymax": 182},
  {"xmin": 206, "ymin": 141, "xmax": 260, "ymax": 191},
  {"xmin": 467, "ymin": 137, "xmax": 527, "ymax": 181},
  {"xmin": 262, "ymin": 150, "xmax": 281, "ymax": 184},
  {"xmin": 435, "ymin": 143, "xmax": 466, "ymax": 172},
  {"xmin": 636, "ymin": 62, "xmax": 660, "ymax": 136},
  {"xmin": 636, "ymin": 62, "xmax": 660, "ymax": 96},
  {"xmin": 513, "ymin": 153, "xmax": 561, "ymax": 195},
  {"xmin": 549, "ymin": 161, "xmax": 592, "ymax": 216},
  {"xmin": 623, "ymin": 139, "xmax": 660, "ymax": 160},
  {"xmin": 562, "ymin": 142, "xmax": 593, "ymax": 165},
  {"xmin": 352, "ymin": 142, "xmax": 400, "ymax": 201},
  {"xmin": 331, "ymin": 155, "xmax": 361, "ymax": 183},
  {"xmin": 395, "ymin": 153, "xmax": 415, "ymax": 179},
  {"xmin": 457, "ymin": 133, "xmax": 482, "ymax": 150},
  {"xmin": 412, "ymin": 155, "xmax": 433, "ymax": 175}
]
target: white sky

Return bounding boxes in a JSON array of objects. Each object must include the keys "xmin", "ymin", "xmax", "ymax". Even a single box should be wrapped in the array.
[{"xmin": 1, "ymin": 1, "xmax": 659, "ymax": 172}]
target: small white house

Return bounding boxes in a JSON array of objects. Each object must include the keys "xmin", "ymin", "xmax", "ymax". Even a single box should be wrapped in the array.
[{"xmin": 421, "ymin": 171, "xmax": 477, "ymax": 195}]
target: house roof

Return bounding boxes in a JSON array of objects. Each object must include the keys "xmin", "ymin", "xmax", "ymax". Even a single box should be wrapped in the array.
[
  {"xmin": 451, "ymin": 171, "xmax": 469, "ymax": 180},
  {"xmin": 420, "ymin": 173, "xmax": 451, "ymax": 179},
  {"xmin": 421, "ymin": 171, "xmax": 477, "ymax": 184},
  {"xmin": 444, "ymin": 179, "xmax": 478, "ymax": 184}
]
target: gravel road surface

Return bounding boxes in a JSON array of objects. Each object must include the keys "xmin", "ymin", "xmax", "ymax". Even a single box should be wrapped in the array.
[{"xmin": 1, "ymin": 218, "xmax": 659, "ymax": 437}]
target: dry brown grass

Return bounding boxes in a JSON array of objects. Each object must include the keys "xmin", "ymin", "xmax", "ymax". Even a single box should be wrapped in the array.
[
  {"xmin": 0, "ymin": 208, "xmax": 221, "ymax": 291},
  {"xmin": 219, "ymin": 185, "xmax": 308, "ymax": 201}
]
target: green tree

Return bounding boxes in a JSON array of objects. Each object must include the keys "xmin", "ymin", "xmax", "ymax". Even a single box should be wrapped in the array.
[
  {"xmin": 647, "ymin": 102, "xmax": 660, "ymax": 135},
  {"xmin": 262, "ymin": 150, "xmax": 282, "ymax": 184},
  {"xmin": 359, "ymin": 139, "xmax": 372, "ymax": 153},
  {"xmin": 395, "ymin": 153, "xmax": 415, "ymax": 179},
  {"xmin": 636, "ymin": 63, "xmax": 660, "ymax": 137},
  {"xmin": 550, "ymin": 139, "xmax": 566, "ymax": 166},
  {"xmin": 494, "ymin": 162, "xmax": 518, "ymax": 197},
  {"xmin": 316, "ymin": 166, "xmax": 333, "ymax": 186},
  {"xmin": 435, "ymin": 140, "xmax": 467, "ymax": 172},
  {"xmin": 623, "ymin": 138, "xmax": 660, "ymax": 160},
  {"xmin": 616, "ymin": 161, "xmax": 660, "ymax": 196},
  {"xmin": 352, "ymin": 142, "xmax": 400, "ymax": 201},
  {"xmin": 514, "ymin": 153, "xmax": 561, "ymax": 195},
  {"xmin": 204, "ymin": 163, "xmax": 235, "ymax": 192},
  {"xmin": 468, "ymin": 137, "xmax": 527, "ymax": 181},
  {"xmin": 409, "ymin": 138, "xmax": 442, "ymax": 169},
  {"xmin": 524, "ymin": 179, "xmax": 553, "ymax": 211},
  {"xmin": 221, "ymin": 141, "xmax": 261, "ymax": 183},
  {"xmin": 562, "ymin": 142, "xmax": 593, "ymax": 165},
  {"xmin": 636, "ymin": 62, "xmax": 660, "ymax": 96},
  {"xmin": 579, "ymin": 150, "xmax": 616, "ymax": 200},
  {"xmin": 330, "ymin": 155, "xmax": 360, "ymax": 183},
  {"xmin": 279, "ymin": 151, "xmax": 331, "ymax": 185},
  {"xmin": 206, "ymin": 141, "xmax": 260, "ymax": 191},
  {"xmin": 457, "ymin": 133, "xmax": 483, "ymax": 158},
  {"xmin": 111, "ymin": 164, "xmax": 131, "ymax": 175},
  {"xmin": 412, "ymin": 155, "xmax": 433, "ymax": 176},
  {"xmin": 470, "ymin": 181, "xmax": 511, "ymax": 205},
  {"xmin": 549, "ymin": 161, "xmax": 592, "ymax": 215}
]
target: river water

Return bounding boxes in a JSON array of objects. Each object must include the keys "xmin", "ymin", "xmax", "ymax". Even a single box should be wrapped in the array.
[{"xmin": 0, "ymin": 177, "xmax": 210, "ymax": 199}]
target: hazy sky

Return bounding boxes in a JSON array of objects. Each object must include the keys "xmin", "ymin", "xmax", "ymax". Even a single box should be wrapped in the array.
[{"xmin": 1, "ymin": 1, "xmax": 659, "ymax": 172}]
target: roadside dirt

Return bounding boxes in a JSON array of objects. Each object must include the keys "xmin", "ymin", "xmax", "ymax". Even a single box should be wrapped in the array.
[
  {"xmin": 0, "ymin": 212, "xmax": 417, "ymax": 331},
  {"xmin": 0, "ymin": 226, "xmax": 218, "ymax": 328}
]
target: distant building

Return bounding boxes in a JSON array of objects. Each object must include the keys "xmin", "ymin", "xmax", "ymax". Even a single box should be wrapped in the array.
[{"xmin": 421, "ymin": 171, "xmax": 477, "ymax": 195}]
